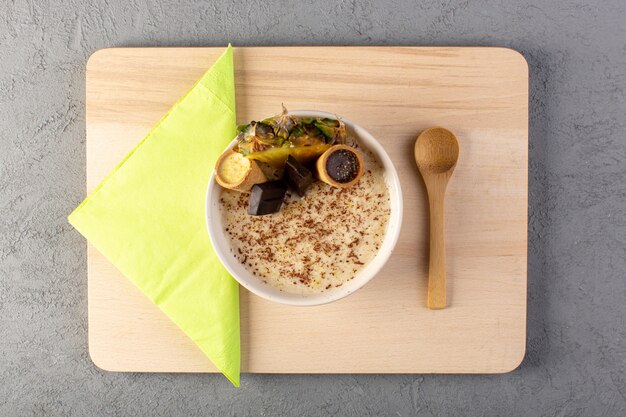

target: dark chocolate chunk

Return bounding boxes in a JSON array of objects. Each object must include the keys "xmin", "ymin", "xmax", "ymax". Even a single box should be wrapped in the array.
[
  {"xmin": 325, "ymin": 149, "xmax": 360, "ymax": 183},
  {"xmin": 248, "ymin": 181, "xmax": 288, "ymax": 215},
  {"xmin": 283, "ymin": 155, "xmax": 313, "ymax": 196},
  {"xmin": 253, "ymin": 181, "xmax": 287, "ymax": 201}
]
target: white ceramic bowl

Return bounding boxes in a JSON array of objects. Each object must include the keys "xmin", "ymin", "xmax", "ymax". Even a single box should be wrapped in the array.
[{"xmin": 206, "ymin": 110, "xmax": 403, "ymax": 306}]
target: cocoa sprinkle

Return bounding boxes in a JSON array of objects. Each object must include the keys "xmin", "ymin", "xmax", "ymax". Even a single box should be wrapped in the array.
[{"xmin": 219, "ymin": 149, "xmax": 390, "ymax": 295}]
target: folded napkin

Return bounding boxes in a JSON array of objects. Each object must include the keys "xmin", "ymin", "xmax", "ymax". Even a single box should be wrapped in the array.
[{"xmin": 69, "ymin": 45, "xmax": 240, "ymax": 386}]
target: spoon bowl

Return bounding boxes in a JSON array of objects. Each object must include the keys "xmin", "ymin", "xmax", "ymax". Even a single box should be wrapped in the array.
[
  {"xmin": 414, "ymin": 127, "xmax": 459, "ymax": 174},
  {"xmin": 414, "ymin": 127, "xmax": 459, "ymax": 309}
]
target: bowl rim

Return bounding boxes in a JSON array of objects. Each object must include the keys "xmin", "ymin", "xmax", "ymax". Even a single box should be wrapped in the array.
[{"xmin": 206, "ymin": 110, "xmax": 403, "ymax": 306}]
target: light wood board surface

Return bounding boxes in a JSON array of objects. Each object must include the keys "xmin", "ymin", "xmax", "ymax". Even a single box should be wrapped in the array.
[{"xmin": 86, "ymin": 46, "xmax": 528, "ymax": 373}]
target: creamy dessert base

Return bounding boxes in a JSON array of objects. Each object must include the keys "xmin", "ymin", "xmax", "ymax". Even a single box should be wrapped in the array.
[{"xmin": 219, "ymin": 150, "xmax": 391, "ymax": 295}]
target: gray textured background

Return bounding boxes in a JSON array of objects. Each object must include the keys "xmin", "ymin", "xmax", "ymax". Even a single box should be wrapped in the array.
[{"xmin": 1, "ymin": 0, "xmax": 625, "ymax": 415}]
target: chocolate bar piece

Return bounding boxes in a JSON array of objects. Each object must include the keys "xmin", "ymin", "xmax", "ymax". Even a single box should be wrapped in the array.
[
  {"xmin": 248, "ymin": 181, "xmax": 288, "ymax": 215},
  {"xmin": 283, "ymin": 155, "xmax": 313, "ymax": 196}
]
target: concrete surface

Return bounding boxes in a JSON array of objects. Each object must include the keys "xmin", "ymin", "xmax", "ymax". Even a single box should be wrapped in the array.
[{"xmin": 1, "ymin": 0, "xmax": 625, "ymax": 415}]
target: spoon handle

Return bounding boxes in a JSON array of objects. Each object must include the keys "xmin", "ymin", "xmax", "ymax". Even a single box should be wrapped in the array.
[{"xmin": 427, "ymin": 183, "xmax": 447, "ymax": 309}]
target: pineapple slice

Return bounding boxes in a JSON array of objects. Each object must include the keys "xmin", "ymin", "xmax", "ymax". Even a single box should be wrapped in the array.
[
  {"xmin": 235, "ymin": 107, "xmax": 346, "ymax": 168},
  {"xmin": 246, "ymin": 143, "xmax": 332, "ymax": 167}
]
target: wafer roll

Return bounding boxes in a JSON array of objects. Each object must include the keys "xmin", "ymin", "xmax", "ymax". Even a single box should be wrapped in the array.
[
  {"xmin": 315, "ymin": 144, "xmax": 364, "ymax": 188},
  {"xmin": 215, "ymin": 149, "xmax": 268, "ymax": 192}
]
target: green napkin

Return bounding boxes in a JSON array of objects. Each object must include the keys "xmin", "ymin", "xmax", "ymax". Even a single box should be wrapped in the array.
[{"xmin": 69, "ymin": 45, "xmax": 240, "ymax": 386}]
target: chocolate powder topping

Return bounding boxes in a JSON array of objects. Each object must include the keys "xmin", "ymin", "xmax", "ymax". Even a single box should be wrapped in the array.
[{"xmin": 220, "ymin": 149, "xmax": 390, "ymax": 294}]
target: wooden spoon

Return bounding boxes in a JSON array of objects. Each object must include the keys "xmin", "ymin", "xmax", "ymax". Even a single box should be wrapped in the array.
[{"xmin": 414, "ymin": 127, "xmax": 459, "ymax": 309}]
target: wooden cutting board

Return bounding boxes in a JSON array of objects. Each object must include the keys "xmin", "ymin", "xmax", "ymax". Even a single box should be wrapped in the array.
[{"xmin": 86, "ymin": 46, "xmax": 528, "ymax": 373}]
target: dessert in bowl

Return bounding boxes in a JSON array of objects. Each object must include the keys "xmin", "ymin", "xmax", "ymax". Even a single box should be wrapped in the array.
[{"xmin": 206, "ymin": 109, "xmax": 402, "ymax": 306}]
